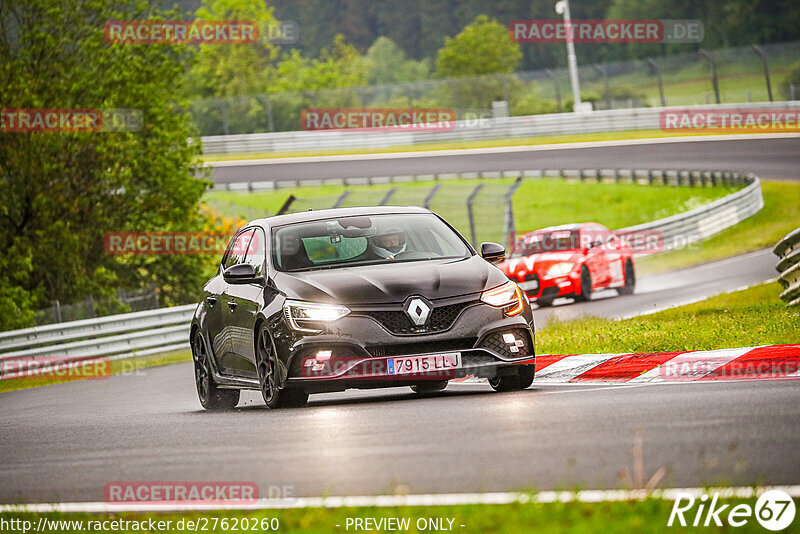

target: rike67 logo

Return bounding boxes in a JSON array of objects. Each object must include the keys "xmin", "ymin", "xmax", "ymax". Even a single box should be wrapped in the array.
[{"xmin": 668, "ymin": 490, "xmax": 796, "ymax": 530}]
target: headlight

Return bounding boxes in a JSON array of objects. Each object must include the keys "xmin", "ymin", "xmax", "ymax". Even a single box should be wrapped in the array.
[
  {"xmin": 480, "ymin": 281, "xmax": 525, "ymax": 317},
  {"xmin": 283, "ymin": 300, "xmax": 350, "ymax": 333},
  {"xmin": 544, "ymin": 262, "xmax": 574, "ymax": 278}
]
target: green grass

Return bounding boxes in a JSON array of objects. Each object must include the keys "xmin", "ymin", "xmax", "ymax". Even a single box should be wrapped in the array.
[
  {"xmin": 206, "ymin": 178, "xmax": 736, "ymax": 246},
  {"xmin": 0, "ymin": 350, "xmax": 191, "ymax": 394},
  {"xmin": 637, "ymin": 181, "xmax": 800, "ymax": 275},
  {"xmin": 200, "ymin": 129, "xmax": 740, "ymax": 162},
  {"xmin": 537, "ymin": 282, "xmax": 800, "ymax": 356},
  {"xmin": 1, "ymin": 497, "xmax": 792, "ymax": 533}
]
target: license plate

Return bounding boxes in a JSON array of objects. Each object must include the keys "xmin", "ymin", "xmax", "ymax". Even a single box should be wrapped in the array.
[
  {"xmin": 387, "ymin": 353, "xmax": 461, "ymax": 375},
  {"xmin": 519, "ymin": 280, "xmax": 539, "ymax": 291}
]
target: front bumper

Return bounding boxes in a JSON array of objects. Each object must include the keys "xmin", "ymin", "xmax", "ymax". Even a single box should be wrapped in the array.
[
  {"xmin": 518, "ymin": 272, "xmax": 579, "ymax": 301},
  {"xmin": 277, "ymin": 297, "xmax": 535, "ymax": 393}
]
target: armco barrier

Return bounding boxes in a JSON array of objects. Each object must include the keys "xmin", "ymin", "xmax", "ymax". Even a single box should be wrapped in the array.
[
  {"xmin": 0, "ymin": 304, "xmax": 195, "ymax": 379},
  {"xmin": 201, "ymin": 101, "xmax": 800, "ymax": 155},
  {"xmin": 615, "ymin": 171, "xmax": 762, "ymax": 252},
  {"xmin": 0, "ymin": 168, "xmax": 763, "ymax": 376},
  {"xmin": 774, "ymin": 227, "xmax": 800, "ymax": 307}
]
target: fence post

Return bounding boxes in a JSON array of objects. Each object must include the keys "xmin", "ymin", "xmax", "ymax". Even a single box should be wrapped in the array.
[
  {"xmin": 593, "ymin": 63, "xmax": 611, "ymax": 109},
  {"xmin": 423, "ymin": 183, "xmax": 442, "ymax": 209},
  {"xmin": 545, "ymin": 69, "xmax": 562, "ymax": 112},
  {"xmin": 699, "ymin": 49, "xmax": 721, "ymax": 104},
  {"xmin": 379, "ymin": 187, "xmax": 397, "ymax": 206},
  {"xmin": 466, "ymin": 183, "xmax": 485, "ymax": 247},
  {"xmin": 276, "ymin": 195, "xmax": 296, "ymax": 215},
  {"xmin": 502, "ymin": 178, "xmax": 524, "ymax": 249},
  {"xmin": 752, "ymin": 45, "xmax": 773, "ymax": 102},
  {"xmin": 495, "ymin": 74, "xmax": 510, "ymax": 106},
  {"xmin": 332, "ymin": 191, "xmax": 351, "ymax": 208},
  {"xmin": 646, "ymin": 57, "xmax": 666, "ymax": 107}
]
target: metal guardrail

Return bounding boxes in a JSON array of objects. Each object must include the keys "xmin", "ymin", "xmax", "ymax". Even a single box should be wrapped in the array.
[
  {"xmin": 615, "ymin": 171, "xmax": 762, "ymax": 252},
  {"xmin": 201, "ymin": 101, "xmax": 800, "ymax": 155},
  {"xmin": 0, "ymin": 168, "xmax": 763, "ymax": 377},
  {"xmin": 0, "ymin": 305, "xmax": 195, "ymax": 378},
  {"xmin": 774, "ymin": 227, "xmax": 800, "ymax": 307}
]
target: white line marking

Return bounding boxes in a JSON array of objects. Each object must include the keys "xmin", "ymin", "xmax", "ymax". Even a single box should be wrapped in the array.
[
  {"xmin": 206, "ymin": 133, "xmax": 800, "ymax": 167},
  {"xmin": 4, "ymin": 486, "xmax": 800, "ymax": 512}
]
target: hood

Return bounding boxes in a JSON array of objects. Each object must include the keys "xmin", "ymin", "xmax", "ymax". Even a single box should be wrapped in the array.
[
  {"xmin": 500, "ymin": 250, "xmax": 583, "ymax": 276},
  {"xmin": 274, "ymin": 256, "xmax": 507, "ymax": 305}
]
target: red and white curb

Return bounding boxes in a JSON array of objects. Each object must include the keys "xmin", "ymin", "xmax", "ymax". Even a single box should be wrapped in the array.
[
  {"xmin": 455, "ymin": 344, "xmax": 800, "ymax": 384},
  {"xmin": 2, "ymin": 486, "xmax": 799, "ymax": 513}
]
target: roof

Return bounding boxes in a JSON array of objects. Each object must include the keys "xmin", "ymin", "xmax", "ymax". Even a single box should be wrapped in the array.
[{"xmin": 248, "ymin": 205, "xmax": 433, "ymax": 229}]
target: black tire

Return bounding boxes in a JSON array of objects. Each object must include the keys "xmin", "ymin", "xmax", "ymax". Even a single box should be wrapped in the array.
[
  {"xmin": 256, "ymin": 325, "xmax": 308, "ymax": 409},
  {"xmin": 574, "ymin": 265, "xmax": 593, "ymax": 302},
  {"xmin": 617, "ymin": 259, "xmax": 636, "ymax": 296},
  {"xmin": 410, "ymin": 381, "xmax": 448, "ymax": 394},
  {"xmin": 192, "ymin": 330, "xmax": 240, "ymax": 410},
  {"xmin": 489, "ymin": 365, "xmax": 535, "ymax": 392}
]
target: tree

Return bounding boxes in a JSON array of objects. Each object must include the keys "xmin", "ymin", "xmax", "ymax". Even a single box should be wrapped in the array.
[
  {"xmin": 0, "ymin": 0, "xmax": 211, "ymax": 327},
  {"xmin": 436, "ymin": 15, "xmax": 522, "ymax": 77},
  {"xmin": 434, "ymin": 15, "xmax": 522, "ymax": 111},
  {"xmin": 190, "ymin": 0, "xmax": 279, "ymax": 99},
  {"xmin": 365, "ymin": 36, "xmax": 430, "ymax": 84}
]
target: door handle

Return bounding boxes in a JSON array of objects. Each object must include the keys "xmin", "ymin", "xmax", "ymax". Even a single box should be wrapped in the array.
[
  {"xmin": 227, "ymin": 301, "xmax": 238, "ymax": 311},
  {"xmin": 206, "ymin": 296, "xmax": 217, "ymax": 306}
]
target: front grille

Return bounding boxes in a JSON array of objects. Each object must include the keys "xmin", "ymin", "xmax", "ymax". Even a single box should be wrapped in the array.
[
  {"xmin": 367, "ymin": 338, "xmax": 477, "ymax": 358},
  {"xmin": 521, "ymin": 273, "xmax": 541, "ymax": 297},
  {"xmin": 359, "ymin": 300, "xmax": 477, "ymax": 335},
  {"xmin": 479, "ymin": 329, "xmax": 533, "ymax": 359}
]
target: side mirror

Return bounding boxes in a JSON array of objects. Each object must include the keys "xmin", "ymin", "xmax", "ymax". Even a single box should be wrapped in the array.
[
  {"xmin": 480, "ymin": 242, "xmax": 506, "ymax": 264},
  {"xmin": 223, "ymin": 263, "xmax": 265, "ymax": 285}
]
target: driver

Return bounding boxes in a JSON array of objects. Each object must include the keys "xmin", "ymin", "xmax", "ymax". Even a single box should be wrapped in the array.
[{"xmin": 369, "ymin": 226, "xmax": 407, "ymax": 259}]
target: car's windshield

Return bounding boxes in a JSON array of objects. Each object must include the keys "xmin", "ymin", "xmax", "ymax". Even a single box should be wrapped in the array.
[
  {"xmin": 511, "ymin": 229, "xmax": 580, "ymax": 257},
  {"xmin": 272, "ymin": 213, "xmax": 472, "ymax": 271}
]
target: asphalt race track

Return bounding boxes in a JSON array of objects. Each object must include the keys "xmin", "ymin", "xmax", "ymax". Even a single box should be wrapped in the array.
[
  {"xmin": 208, "ymin": 136, "xmax": 800, "ymax": 184},
  {"xmin": 1, "ymin": 366, "xmax": 798, "ymax": 504},
  {"xmin": 0, "ymin": 249, "xmax": 784, "ymax": 504}
]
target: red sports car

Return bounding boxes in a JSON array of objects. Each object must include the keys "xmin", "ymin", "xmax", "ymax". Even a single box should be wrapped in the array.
[{"xmin": 498, "ymin": 223, "xmax": 636, "ymax": 306}]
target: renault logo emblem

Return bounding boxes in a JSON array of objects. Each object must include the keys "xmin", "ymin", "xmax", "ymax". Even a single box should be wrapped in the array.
[{"xmin": 404, "ymin": 296, "xmax": 431, "ymax": 326}]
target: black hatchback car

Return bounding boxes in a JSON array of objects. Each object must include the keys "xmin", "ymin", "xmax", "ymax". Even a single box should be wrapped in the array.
[{"xmin": 191, "ymin": 206, "xmax": 536, "ymax": 409}]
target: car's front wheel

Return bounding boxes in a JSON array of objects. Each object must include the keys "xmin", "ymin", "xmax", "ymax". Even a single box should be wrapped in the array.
[
  {"xmin": 489, "ymin": 365, "xmax": 535, "ymax": 392},
  {"xmin": 256, "ymin": 325, "xmax": 308, "ymax": 409},
  {"xmin": 617, "ymin": 259, "xmax": 636, "ymax": 295},
  {"xmin": 574, "ymin": 265, "xmax": 593, "ymax": 302},
  {"xmin": 410, "ymin": 381, "xmax": 448, "ymax": 394},
  {"xmin": 192, "ymin": 330, "xmax": 240, "ymax": 410}
]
